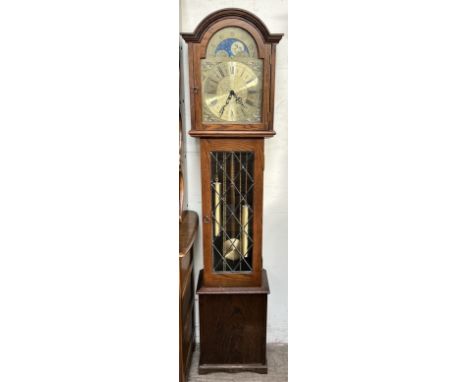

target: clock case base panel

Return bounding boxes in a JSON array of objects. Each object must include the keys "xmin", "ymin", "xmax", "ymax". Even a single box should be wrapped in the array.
[{"xmin": 196, "ymin": 269, "xmax": 270, "ymax": 374}]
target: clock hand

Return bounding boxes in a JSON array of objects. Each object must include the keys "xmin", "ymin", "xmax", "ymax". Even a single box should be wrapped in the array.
[
  {"xmin": 236, "ymin": 96, "xmax": 246, "ymax": 107},
  {"xmin": 219, "ymin": 90, "xmax": 236, "ymax": 117},
  {"xmin": 219, "ymin": 96, "xmax": 230, "ymax": 117},
  {"xmin": 231, "ymin": 91, "xmax": 246, "ymax": 108}
]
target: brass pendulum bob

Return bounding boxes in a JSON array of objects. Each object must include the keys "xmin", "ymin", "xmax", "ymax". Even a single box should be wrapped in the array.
[{"xmin": 223, "ymin": 238, "xmax": 240, "ymax": 261}]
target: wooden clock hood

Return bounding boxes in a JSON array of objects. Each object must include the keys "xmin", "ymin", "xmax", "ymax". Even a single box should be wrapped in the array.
[{"xmin": 181, "ymin": 8, "xmax": 283, "ymax": 138}]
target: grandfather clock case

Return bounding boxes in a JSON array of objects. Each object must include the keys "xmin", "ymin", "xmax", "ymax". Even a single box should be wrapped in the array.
[{"xmin": 182, "ymin": 8, "xmax": 282, "ymax": 374}]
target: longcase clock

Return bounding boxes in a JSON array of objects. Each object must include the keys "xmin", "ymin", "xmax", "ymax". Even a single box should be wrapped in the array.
[{"xmin": 181, "ymin": 8, "xmax": 282, "ymax": 374}]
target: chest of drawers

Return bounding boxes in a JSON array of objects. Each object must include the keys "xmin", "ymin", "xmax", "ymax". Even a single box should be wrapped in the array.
[{"xmin": 179, "ymin": 210, "xmax": 198, "ymax": 382}]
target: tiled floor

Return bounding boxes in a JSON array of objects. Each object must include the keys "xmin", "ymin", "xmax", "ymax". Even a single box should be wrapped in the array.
[{"xmin": 188, "ymin": 344, "xmax": 288, "ymax": 382}]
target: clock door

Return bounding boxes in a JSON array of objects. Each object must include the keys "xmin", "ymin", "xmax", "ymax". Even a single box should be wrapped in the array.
[{"xmin": 200, "ymin": 139, "xmax": 264, "ymax": 287}]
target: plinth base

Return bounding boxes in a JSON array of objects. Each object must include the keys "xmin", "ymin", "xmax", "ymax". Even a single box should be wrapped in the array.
[
  {"xmin": 196, "ymin": 269, "xmax": 270, "ymax": 374},
  {"xmin": 199, "ymin": 363, "xmax": 268, "ymax": 374}
]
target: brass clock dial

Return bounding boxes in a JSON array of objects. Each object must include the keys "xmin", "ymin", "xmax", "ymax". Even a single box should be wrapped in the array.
[
  {"xmin": 203, "ymin": 61, "xmax": 261, "ymax": 122},
  {"xmin": 201, "ymin": 27, "xmax": 263, "ymax": 124}
]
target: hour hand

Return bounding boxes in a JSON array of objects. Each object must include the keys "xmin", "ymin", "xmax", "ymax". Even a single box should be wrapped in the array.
[{"xmin": 219, "ymin": 90, "xmax": 235, "ymax": 117}]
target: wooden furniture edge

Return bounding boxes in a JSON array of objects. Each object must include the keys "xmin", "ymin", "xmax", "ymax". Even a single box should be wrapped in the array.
[
  {"xmin": 189, "ymin": 130, "xmax": 276, "ymax": 138},
  {"xmin": 179, "ymin": 210, "xmax": 199, "ymax": 258},
  {"xmin": 181, "ymin": 8, "xmax": 283, "ymax": 44},
  {"xmin": 196, "ymin": 269, "xmax": 270, "ymax": 295},
  {"xmin": 199, "ymin": 362, "xmax": 268, "ymax": 374},
  {"xmin": 180, "ymin": 261, "xmax": 194, "ymax": 297}
]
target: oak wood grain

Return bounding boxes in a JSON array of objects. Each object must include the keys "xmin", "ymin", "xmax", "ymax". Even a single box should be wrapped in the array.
[{"xmin": 197, "ymin": 269, "xmax": 269, "ymax": 374}]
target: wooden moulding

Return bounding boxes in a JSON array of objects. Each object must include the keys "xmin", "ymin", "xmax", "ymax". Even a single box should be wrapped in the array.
[
  {"xmin": 188, "ymin": 130, "xmax": 276, "ymax": 138},
  {"xmin": 196, "ymin": 269, "xmax": 270, "ymax": 295},
  {"xmin": 180, "ymin": 8, "xmax": 283, "ymax": 44},
  {"xmin": 199, "ymin": 363, "xmax": 268, "ymax": 375}
]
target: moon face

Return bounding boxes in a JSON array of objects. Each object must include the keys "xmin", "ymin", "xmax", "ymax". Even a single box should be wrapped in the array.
[{"xmin": 231, "ymin": 41, "xmax": 245, "ymax": 56}]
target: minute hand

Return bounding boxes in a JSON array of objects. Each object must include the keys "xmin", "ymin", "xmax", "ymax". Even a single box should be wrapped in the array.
[
  {"xmin": 232, "ymin": 91, "xmax": 246, "ymax": 108},
  {"xmin": 219, "ymin": 90, "xmax": 235, "ymax": 117}
]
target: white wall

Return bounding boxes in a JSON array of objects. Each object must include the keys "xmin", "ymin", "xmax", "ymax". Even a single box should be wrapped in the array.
[{"xmin": 180, "ymin": 0, "xmax": 288, "ymax": 343}]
